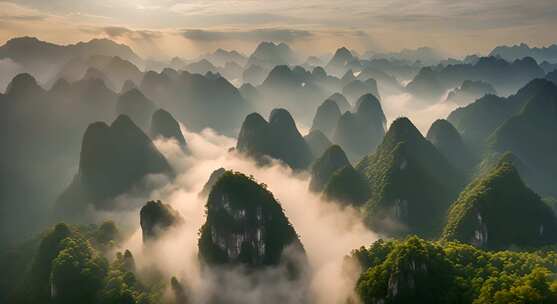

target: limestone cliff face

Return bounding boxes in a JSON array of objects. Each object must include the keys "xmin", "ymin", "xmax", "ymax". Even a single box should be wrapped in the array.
[{"xmin": 198, "ymin": 171, "xmax": 305, "ymax": 269}]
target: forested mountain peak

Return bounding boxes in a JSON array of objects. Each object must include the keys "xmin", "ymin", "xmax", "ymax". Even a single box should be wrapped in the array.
[
  {"xmin": 309, "ymin": 145, "xmax": 351, "ymax": 192},
  {"xmin": 356, "ymin": 117, "xmax": 464, "ymax": 237},
  {"xmin": 442, "ymin": 158, "xmax": 557, "ymax": 249}
]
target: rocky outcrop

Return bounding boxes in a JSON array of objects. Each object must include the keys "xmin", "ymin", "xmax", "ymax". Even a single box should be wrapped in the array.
[
  {"xmin": 140, "ymin": 200, "xmax": 184, "ymax": 242},
  {"xmin": 198, "ymin": 171, "xmax": 305, "ymax": 268}
]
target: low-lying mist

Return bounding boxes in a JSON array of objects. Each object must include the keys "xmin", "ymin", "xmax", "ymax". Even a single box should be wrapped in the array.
[
  {"xmin": 112, "ymin": 125, "xmax": 379, "ymax": 303},
  {"xmin": 382, "ymin": 91, "xmax": 458, "ymax": 134}
]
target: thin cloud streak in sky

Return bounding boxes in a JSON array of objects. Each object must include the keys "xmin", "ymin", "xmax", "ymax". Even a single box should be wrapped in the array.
[{"xmin": 182, "ymin": 28, "xmax": 313, "ymax": 42}]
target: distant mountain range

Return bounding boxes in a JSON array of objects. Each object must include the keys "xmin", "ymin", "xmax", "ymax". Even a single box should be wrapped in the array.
[
  {"xmin": 406, "ymin": 56, "xmax": 545, "ymax": 100},
  {"xmin": 0, "ymin": 37, "xmax": 142, "ymax": 75},
  {"xmin": 490, "ymin": 43, "xmax": 557, "ymax": 63},
  {"xmin": 367, "ymin": 47, "xmax": 447, "ymax": 66}
]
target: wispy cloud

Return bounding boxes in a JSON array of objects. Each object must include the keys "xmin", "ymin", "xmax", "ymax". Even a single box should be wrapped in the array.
[
  {"xmin": 182, "ymin": 28, "xmax": 313, "ymax": 43},
  {"xmin": 101, "ymin": 26, "xmax": 163, "ymax": 41}
]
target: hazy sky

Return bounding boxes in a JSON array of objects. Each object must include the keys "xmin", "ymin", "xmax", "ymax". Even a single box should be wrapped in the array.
[{"xmin": 0, "ymin": 0, "xmax": 556, "ymax": 59}]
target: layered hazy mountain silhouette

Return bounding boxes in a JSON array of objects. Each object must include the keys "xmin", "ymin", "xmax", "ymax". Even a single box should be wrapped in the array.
[
  {"xmin": 0, "ymin": 37, "xmax": 141, "ymax": 67},
  {"xmin": 52, "ymin": 55, "xmax": 143, "ymax": 91},
  {"xmin": 304, "ymin": 130, "xmax": 333, "ymax": 159},
  {"xmin": 55, "ymin": 115, "xmax": 172, "ymax": 217},
  {"xmin": 204, "ymin": 48, "xmax": 247, "ymax": 67},
  {"xmin": 447, "ymin": 79, "xmax": 557, "ymax": 197},
  {"xmin": 116, "ymin": 88, "xmax": 157, "ymax": 130},
  {"xmin": 0, "ymin": 37, "xmax": 141, "ymax": 84},
  {"xmin": 407, "ymin": 56, "xmax": 545, "ymax": 101},
  {"xmin": 356, "ymin": 66, "xmax": 404, "ymax": 96},
  {"xmin": 325, "ymin": 47, "xmax": 358, "ymax": 76},
  {"xmin": 333, "ymin": 94, "xmax": 386, "ymax": 161},
  {"xmin": 259, "ymin": 65, "xmax": 327, "ymax": 123},
  {"xmin": 490, "ymin": 43, "xmax": 557, "ymax": 63},
  {"xmin": 369, "ymin": 47, "xmax": 446, "ymax": 66},
  {"xmin": 247, "ymin": 41, "xmax": 298, "ymax": 68},
  {"xmin": 183, "ymin": 59, "xmax": 219, "ymax": 75},
  {"xmin": 242, "ymin": 64, "xmax": 268, "ymax": 85},
  {"xmin": 363, "ymin": 58, "xmax": 422, "ymax": 82},
  {"xmin": 150, "ymin": 108, "xmax": 187, "ymax": 148},
  {"xmin": 445, "ymin": 80, "xmax": 496, "ymax": 105},
  {"xmin": 448, "ymin": 79, "xmax": 554, "ymax": 150},
  {"xmin": 426, "ymin": 119, "xmax": 475, "ymax": 172},
  {"xmin": 236, "ymin": 109, "xmax": 313, "ymax": 170},
  {"xmin": 140, "ymin": 69, "xmax": 251, "ymax": 135},
  {"xmin": 0, "ymin": 73, "xmax": 119, "ymax": 245},
  {"xmin": 310, "ymin": 99, "xmax": 342, "ymax": 139},
  {"xmin": 326, "ymin": 92, "xmax": 351, "ymax": 112},
  {"xmin": 342, "ymin": 78, "xmax": 381, "ymax": 103}
]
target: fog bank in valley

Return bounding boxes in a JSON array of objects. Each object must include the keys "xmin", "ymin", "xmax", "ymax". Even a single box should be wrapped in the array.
[{"xmin": 116, "ymin": 125, "xmax": 379, "ymax": 303}]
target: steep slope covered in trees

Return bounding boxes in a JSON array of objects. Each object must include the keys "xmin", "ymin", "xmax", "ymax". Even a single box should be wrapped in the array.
[
  {"xmin": 356, "ymin": 117, "xmax": 464, "ymax": 237},
  {"xmin": 442, "ymin": 158, "xmax": 557, "ymax": 249}
]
